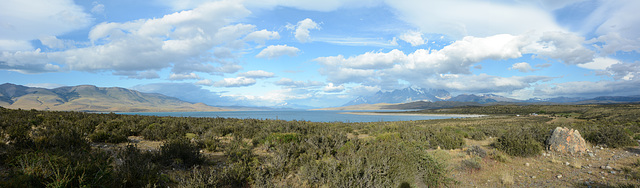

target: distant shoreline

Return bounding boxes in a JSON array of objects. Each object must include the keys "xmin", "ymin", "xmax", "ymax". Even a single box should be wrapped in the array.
[{"xmin": 341, "ymin": 112, "xmax": 486, "ymax": 118}]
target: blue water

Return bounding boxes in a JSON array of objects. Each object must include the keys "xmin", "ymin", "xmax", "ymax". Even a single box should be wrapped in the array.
[{"xmin": 117, "ymin": 110, "xmax": 462, "ymax": 123}]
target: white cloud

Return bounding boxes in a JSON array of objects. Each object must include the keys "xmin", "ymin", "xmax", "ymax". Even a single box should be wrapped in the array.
[
  {"xmin": 0, "ymin": 0, "xmax": 92, "ymax": 50},
  {"xmin": 316, "ymin": 33, "xmax": 595, "ymax": 93},
  {"xmin": 195, "ymin": 79, "xmax": 214, "ymax": 86},
  {"xmin": 244, "ymin": 29, "xmax": 280, "ymax": 45},
  {"xmin": 238, "ymin": 70, "xmax": 275, "ymax": 79},
  {"xmin": 0, "ymin": 1, "xmax": 255, "ymax": 74},
  {"xmin": 91, "ymin": 3, "xmax": 105, "ymax": 15},
  {"xmin": 425, "ymin": 74, "xmax": 552, "ymax": 93},
  {"xmin": 529, "ymin": 31, "xmax": 594, "ymax": 65},
  {"xmin": 169, "ymin": 73, "xmax": 200, "ymax": 80},
  {"xmin": 287, "ymin": 18, "xmax": 320, "ymax": 43},
  {"xmin": 577, "ymin": 57, "xmax": 620, "ymax": 70},
  {"xmin": 244, "ymin": 0, "xmax": 383, "ymax": 12},
  {"xmin": 323, "ymin": 83, "xmax": 345, "ymax": 93},
  {"xmin": 214, "ymin": 77, "xmax": 256, "ymax": 87},
  {"xmin": 386, "ymin": 0, "xmax": 564, "ymax": 38},
  {"xmin": 317, "ymin": 34, "xmax": 528, "ymax": 87},
  {"xmin": 113, "ymin": 70, "xmax": 160, "ymax": 79},
  {"xmin": 398, "ymin": 30, "xmax": 425, "ymax": 46},
  {"xmin": 0, "ymin": 40, "xmax": 33, "ymax": 51},
  {"xmin": 256, "ymin": 45, "xmax": 300, "ymax": 58},
  {"xmin": 584, "ymin": 0, "xmax": 640, "ymax": 54},
  {"xmin": 275, "ymin": 78, "xmax": 323, "ymax": 88},
  {"xmin": 535, "ymin": 79, "xmax": 640, "ymax": 98},
  {"xmin": 25, "ymin": 83, "xmax": 66, "ymax": 89},
  {"xmin": 602, "ymin": 61, "xmax": 640, "ymax": 81},
  {"xmin": 509, "ymin": 62, "xmax": 536, "ymax": 72}
]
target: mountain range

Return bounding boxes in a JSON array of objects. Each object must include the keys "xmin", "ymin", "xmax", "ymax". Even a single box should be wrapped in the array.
[
  {"xmin": 343, "ymin": 87, "xmax": 640, "ymax": 107},
  {"xmin": 343, "ymin": 87, "xmax": 451, "ymax": 106},
  {"xmin": 0, "ymin": 83, "xmax": 227, "ymax": 112}
]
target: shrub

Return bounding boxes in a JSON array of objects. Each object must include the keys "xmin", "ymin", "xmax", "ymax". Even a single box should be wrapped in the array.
[
  {"xmin": 492, "ymin": 128, "xmax": 543, "ymax": 157},
  {"xmin": 265, "ymin": 132, "xmax": 299, "ymax": 145},
  {"xmin": 115, "ymin": 144, "xmax": 160, "ymax": 187},
  {"xmin": 156, "ymin": 138, "xmax": 203, "ymax": 168},
  {"xmin": 467, "ymin": 145, "xmax": 487, "ymax": 158},
  {"xmin": 89, "ymin": 130, "xmax": 128, "ymax": 143},
  {"xmin": 460, "ymin": 156, "xmax": 482, "ymax": 171},
  {"xmin": 431, "ymin": 130, "xmax": 465, "ymax": 149},
  {"xmin": 585, "ymin": 125, "xmax": 637, "ymax": 148}
]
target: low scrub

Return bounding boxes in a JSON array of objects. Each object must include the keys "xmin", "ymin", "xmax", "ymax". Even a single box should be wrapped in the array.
[
  {"xmin": 492, "ymin": 127, "xmax": 543, "ymax": 157},
  {"xmin": 585, "ymin": 125, "xmax": 636, "ymax": 148}
]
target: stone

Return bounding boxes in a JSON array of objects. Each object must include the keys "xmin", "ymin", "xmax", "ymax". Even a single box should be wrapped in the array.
[
  {"xmin": 525, "ymin": 163, "xmax": 530, "ymax": 167},
  {"xmin": 547, "ymin": 127, "xmax": 588, "ymax": 154},
  {"xmin": 557, "ymin": 174, "xmax": 563, "ymax": 178}
]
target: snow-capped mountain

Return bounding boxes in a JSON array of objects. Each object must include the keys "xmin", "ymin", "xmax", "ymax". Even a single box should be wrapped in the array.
[{"xmin": 343, "ymin": 87, "xmax": 451, "ymax": 106}]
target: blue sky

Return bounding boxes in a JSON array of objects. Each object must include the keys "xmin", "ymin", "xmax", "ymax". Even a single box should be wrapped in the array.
[{"xmin": 1, "ymin": 0, "xmax": 640, "ymax": 107}]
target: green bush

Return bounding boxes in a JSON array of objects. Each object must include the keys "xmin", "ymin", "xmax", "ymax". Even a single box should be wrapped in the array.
[
  {"xmin": 265, "ymin": 132, "xmax": 299, "ymax": 145},
  {"xmin": 156, "ymin": 138, "xmax": 203, "ymax": 168},
  {"xmin": 115, "ymin": 144, "xmax": 161, "ymax": 187},
  {"xmin": 460, "ymin": 156, "xmax": 482, "ymax": 171},
  {"xmin": 585, "ymin": 125, "xmax": 637, "ymax": 148},
  {"xmin": 492, "ymin": 128, "xmax": 543, "ymax": 157},
  {"xmin": 89, "ymin": 130, "xmax": 128, "ymax": 143},
  {"xmin": 431, "ymin": 130, "xmax": 465, "ymax": 149}
]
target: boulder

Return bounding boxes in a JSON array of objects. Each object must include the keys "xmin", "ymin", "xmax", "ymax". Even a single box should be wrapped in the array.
[{"xmin": 547, "ymin": 127, "xmax": 587, "ymax": 154}]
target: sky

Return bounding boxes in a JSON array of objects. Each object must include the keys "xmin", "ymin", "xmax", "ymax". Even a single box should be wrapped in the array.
[{"xmin": 1, "ymin": 0, "xmax": 640, "ymax": 108}]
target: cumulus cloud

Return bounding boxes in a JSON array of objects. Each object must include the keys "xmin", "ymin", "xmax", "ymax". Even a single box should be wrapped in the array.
[
  {"xmin": 530, "ymin": 31, "xmax": 594, "ymax": 65},
  {"xmin": 287, "ymin": 18, "xmax": 320, "ymax": 43},
  {"xmin": 0, "ymin": 1, "xmax": 276, "ymax": 75},
  {"xmin": 603, "ymin": 61, "xmax": 640, "ymax": 81},
  {"xmin": 195, "ymin": 79, "xmax": 214, "ymax": 86},
  {"xmin": 244, "ymin": 29, "xmax": 280, "ymax": 45},
  {"xmin": 238, "ymin": 70, "xmax": 275, "ymax": 78},
  {"xmin": 214, "ymin": 77, "xmax": 256, "ymax": 87},
  {"xmin": 317, "ymin": 34, "xmax": 528, "ymax": 86},
  {"xmin": 509, "ymin": 62, "xmax": 536, "ymax": 72},
  {"xmin": 535, "ymin": 79, "xmax": 640, "ymax": 98},
  {"xmin": 169, "ymin": 73, "xmax": 200, "ymax": 80},
  {"xmin": 323, "ymin": 83, "xmax": 345, "ymax": 93},
  {"xmin": 256, "ymin": 45, "xmax": 300, "ymax": 58},
  {"xmin": 577, "ymin": 57, "xmax": 620, "ymax": 70},
  {"xmin": 0, "ymin": 0, "xmax": 92, "ymax": 50},
  {"xmin": 425, "ymin": 74, "xmax": 552, "ymax": 93},
  {"xmin": 398, "ymin": 30, "xmax": 426, "ymax": 46}
]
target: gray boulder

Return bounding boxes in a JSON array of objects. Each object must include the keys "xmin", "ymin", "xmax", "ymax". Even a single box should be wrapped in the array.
[{"xmin": 547, "ymin": 127, "xmax": 587, "ymax": 154}]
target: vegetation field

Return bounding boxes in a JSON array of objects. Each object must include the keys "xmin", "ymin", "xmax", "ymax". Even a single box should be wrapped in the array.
[{"xmin": 1, "ymin": 104, "xmax": 640, "ymax": 187}]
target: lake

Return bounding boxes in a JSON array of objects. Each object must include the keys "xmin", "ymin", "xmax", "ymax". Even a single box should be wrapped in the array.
[{"xmin": 117, "ymin": 110, "xmax": 474, "ymax": 123}]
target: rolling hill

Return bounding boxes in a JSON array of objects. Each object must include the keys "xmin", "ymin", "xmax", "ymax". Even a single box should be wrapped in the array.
[{"xmin": 0, "ymin": 83, "xmax": 228, "ymax": 112}]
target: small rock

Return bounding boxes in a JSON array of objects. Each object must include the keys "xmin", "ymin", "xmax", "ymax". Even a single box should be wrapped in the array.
[
  {"xmin": 611, "ymin": 171, "xmax": 616, "ymax": 174},
  {"xmin": 531, "ymin": 176, "xmax": 536, "ymax": 179},
  {"xmin": 588, "ymin": 171, "xmax": 592, "ymax": 174},
  {"xmin": 557, "ymin": 175, "xmax": 563, "ymax": 178},
  {"xmin": 588, "ymin": 152, "xmax": 595, "ymax": 157},
  {"xmin": 600, "ymin": 146, "xmax": 604, "ymax": 150},
  {"xmin": 605, "ymin": 166, "xmax": 613, "ymax": 170},
  {"xmin": 565, "ymin": 162, "xmax": 570, "ymax": 166},
  {"xmin": 525, "ymin": 163, "xmax": 530, "ymax": 167},
  {"xmin": 601, "ymin": 166, "xmax": 606, "ymax": 169}
]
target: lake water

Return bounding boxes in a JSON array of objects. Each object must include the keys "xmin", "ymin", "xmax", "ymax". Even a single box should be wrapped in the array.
[{"xmin": 117, "ymin": 110, "xmax": 467, "ymax": 123}]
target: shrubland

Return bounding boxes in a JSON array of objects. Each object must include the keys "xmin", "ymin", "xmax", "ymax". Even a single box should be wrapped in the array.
[{"xmin": 0, "ymin": 104, "xmax": 639, "ymax": 187}]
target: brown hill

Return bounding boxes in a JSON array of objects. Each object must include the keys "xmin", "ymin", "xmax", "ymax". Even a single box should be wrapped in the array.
[{"xmin": 0, "ymin": 83, "xmax": 228, "ymax": 112}]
